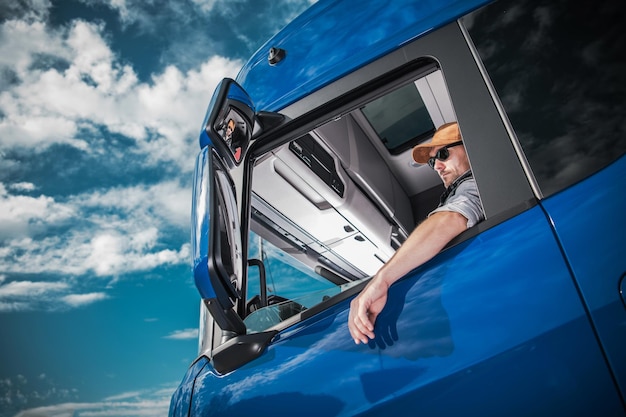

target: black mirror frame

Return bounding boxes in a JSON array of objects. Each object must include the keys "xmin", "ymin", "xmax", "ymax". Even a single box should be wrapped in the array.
[
  {"xmin": 202, "ymin": 78, "xmax": 256, "ymax": 168},
  {"xmin": 205, "ymin": 149, "xmax": 247, "ymax": 336}
]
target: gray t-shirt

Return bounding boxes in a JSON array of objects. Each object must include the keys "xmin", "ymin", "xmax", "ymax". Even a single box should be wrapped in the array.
[{"xmin": 429, "ymin": 171, "xmax": 484, "ymax": 228}]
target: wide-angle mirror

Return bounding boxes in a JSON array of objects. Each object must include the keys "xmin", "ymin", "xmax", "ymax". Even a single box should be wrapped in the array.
[{"xmin": 201, "ymin": 78, "xmax": 255, "ymax": 167}]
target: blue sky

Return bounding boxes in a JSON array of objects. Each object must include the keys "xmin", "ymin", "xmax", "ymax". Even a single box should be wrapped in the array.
[{"xmin": 0, "ymin": 0, "xmax": 312, "ymax": 416}]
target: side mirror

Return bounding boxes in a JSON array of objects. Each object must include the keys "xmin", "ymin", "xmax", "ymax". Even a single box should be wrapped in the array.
[
  {"xmin": 192, "ymin": 146, "xmax": 245, "ymax": 335},
  {"xmin": 200, "ymin": 78, "xmax": 255, "ymax": 167}
]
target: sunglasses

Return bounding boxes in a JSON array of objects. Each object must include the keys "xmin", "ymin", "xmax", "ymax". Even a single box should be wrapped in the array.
[{"xmin": 428, "ymin": 141, "xmax": 463, "ymax": 169}]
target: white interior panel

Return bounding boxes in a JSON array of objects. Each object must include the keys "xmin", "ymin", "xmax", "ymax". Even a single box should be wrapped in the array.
[{"xmin": 252, "ymin": 139, "xmax": 397, "ymax": 276}]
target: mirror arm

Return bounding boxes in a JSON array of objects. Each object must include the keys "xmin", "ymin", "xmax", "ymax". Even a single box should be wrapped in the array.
[
  {"xmin": 254, "ymin": 111, "xmax": 286, "ymax": 136},
  {"xmin": 205, "ymin": 298, "xmax": 246, "ymax": 336},
  {"xmin": 212, "ymin": 330, "xmax": 278, "ymax": 374}
]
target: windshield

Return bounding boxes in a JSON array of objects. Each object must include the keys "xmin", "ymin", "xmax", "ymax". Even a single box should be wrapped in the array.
[{"xmin": 244, "ymin": 224, "xmax": 347, "ymax": 333}]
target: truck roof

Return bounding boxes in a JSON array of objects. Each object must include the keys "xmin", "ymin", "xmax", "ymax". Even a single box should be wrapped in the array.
[{"xmin": 236, "ymin": 0, "xmax": 489, "ymax": 112}]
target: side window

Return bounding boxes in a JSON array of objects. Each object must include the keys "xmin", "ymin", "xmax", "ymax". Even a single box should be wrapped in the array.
[
  {"xmin": 464, "ymin": 0, "xmax": 626, "ymax": 197},
  {"xmin": 242, "ymin": 62, "xmax": 480, "ymax": 333},
  {"xmin": 244, "ymin": 231, "xmax": 343, "ymax": 333}
]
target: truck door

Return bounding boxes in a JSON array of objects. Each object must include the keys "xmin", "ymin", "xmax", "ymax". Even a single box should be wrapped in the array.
[{"xmin": 464, "ymin": 0, "xmax": 626, "ymax": 399}]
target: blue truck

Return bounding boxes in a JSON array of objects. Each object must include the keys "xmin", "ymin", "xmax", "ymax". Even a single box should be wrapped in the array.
[{"xmin": 169, "ymin": 0, "xmax": 626, "ymax": 415}]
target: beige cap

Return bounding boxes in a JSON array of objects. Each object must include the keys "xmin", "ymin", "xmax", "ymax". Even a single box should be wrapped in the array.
[{"xmin": 412, "ymin": 122, "xmax": 461, "ymax": 164}]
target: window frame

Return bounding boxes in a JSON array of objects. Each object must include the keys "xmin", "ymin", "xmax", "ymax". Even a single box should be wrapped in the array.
[
  {"xmin": 236, "ymin": 21, "xmax": 537, "ymax": 335},
  {"xmin": 199, "ymin": 19, "xmax": 543, "ymax": 374},
  {"xmin": 247, "ymin": 20, "xmax": 536, "ymax": 238}
]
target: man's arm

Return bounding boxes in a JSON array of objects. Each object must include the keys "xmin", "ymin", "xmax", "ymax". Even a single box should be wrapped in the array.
[{"xmin": 348, "ymin": 210, "xmax": 468, "ymax": 344}]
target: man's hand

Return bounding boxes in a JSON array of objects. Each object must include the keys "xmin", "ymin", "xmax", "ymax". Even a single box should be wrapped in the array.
[
  {"xmin": 348, "ymin": 277, "xmax": 389, "ymax": 344},
  {"xmin": 347, "ymin": 211, "xmax": 468, "ymax": 345}
]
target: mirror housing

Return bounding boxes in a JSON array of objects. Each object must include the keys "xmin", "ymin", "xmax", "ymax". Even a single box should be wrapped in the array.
[
  {"xmin": 192, "ymin": 79, "xmax": 286, "ymax": 353},
  {"xmin": 192, "ymin": 147, "xmax": 245, "ymax": 335},
  {"xmin": 200, "ymin": 78, "xmax": 255, "ymax": 167}
]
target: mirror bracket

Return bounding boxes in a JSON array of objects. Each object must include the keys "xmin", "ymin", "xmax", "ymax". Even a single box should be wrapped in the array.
[
  {"xmin": 212, "ymin": 330, "xmax": 278, "ymax": 374},
  {"xmin": 205, "ymin": 298, "xmax": 246, "ymax": 336},
  {"xmin": 255, "ymin": 111, "xmax": 286, "ymax": 136},
  {"xmin": 202, "ymin": 78, "xmax": 256, "ymax": 167}
]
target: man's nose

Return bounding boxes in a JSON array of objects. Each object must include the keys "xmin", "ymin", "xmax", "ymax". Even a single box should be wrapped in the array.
[{"xmin": 434, "ymin": 158, "xmax": 445, "ymax": 172}]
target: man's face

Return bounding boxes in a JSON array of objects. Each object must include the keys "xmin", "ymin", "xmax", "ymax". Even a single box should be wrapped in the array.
[{"xmin": 429, "ymin": 143, "xmax": 471, "ymax": 188}]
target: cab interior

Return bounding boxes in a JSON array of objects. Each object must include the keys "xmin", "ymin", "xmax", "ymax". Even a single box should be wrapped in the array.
[{"xmin": 244, "ymin": 65, "xmax": 460, "ymax": 330}]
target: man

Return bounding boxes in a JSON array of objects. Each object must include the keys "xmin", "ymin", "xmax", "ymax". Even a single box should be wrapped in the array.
[{"xmin": 348, "ymin": 122, "xmax": 484, "ymax": 345}]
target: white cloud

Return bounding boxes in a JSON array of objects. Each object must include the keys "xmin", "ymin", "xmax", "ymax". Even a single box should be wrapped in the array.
[
  {"xmin": 0, "ymin": 19, "xmax": 66, "ymax": 73},
  {"xmin": 164, "ymin": 328, "xmax": 198, "ymax": 340},
  {"xmin": 9, "ymin": 182, "xmax": 37, "ymax": 192},
  {"xmin": 80, "ymin": 230, "xmax": 189, "ymax": 277},
  {"xmin": 65, "ymin": 20, "xmax": 117, "ymax": 92},
  {"xmin": 2, "ymin": 368, "xmax": 179, "ymax": 416},
  {"xmin": 61, "ymin": 292, "xmax": 108, "ymax": 307},
  {"xmin": 0, "ymin": 179, "xmax": 191, "ymax": 276},
  {"xmin": 129, "ymin": 56, "xmax": 241, "ymax": 168},
  {"xmin": 0, "ymin": 281, "xmax": 76, "ymax": 312},
  {"xmin": 0, "ymin": 179, "xmax": 193, "ymax": 311},
  {"xmin": 189, "ymin": 0, "xmax": 220, "ymax": 13},
  {"xmin": 0, "ymin": 280, "xmax": 68, "ymax": 297},
  {"xmin": 0, "ymin": 18, "xmax": 241, "ymax": 171},
  {"xmin": 0, "ymin": 183, "xmax": 76, "ymax": 240},
  {"xmin": 11, "ymin": 385, "xmax": 175, "ymax": 417},
  {"xmin": 0, "ymin": 219, "xmax": 191, "ymax": 278},
  {"xmin": 0, "ymin": 279, "xmax": 97, "ymax": 312},
  {"xmin": 104, "ymin": 390, "xmax": 142, "ymax": 401},
  {"xmin": 0, "ymin": 279, "xmax": 69, "ymax": 312},
  {"xmin": 77, "ymin": 180, "xmax": 191, "ymax": 228},
  {"xmin": 0, "ymin": 0, "xmax": 52, "ymax": 22}
]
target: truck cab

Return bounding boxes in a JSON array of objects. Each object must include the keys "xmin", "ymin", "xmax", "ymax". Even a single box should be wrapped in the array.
[{"xmin": 170, "ymin": 0, "xmax": 626, "ymax": 415}]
